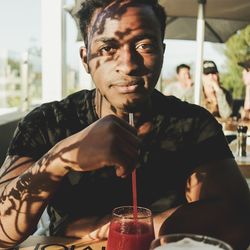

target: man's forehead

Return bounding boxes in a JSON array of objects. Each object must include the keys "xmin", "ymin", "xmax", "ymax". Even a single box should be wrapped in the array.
[
  {"xmin": 95, "ymin": 0, "xmax": 144, "ymax": 16},
  {"xmin": 87, "ymin": 2, "xmax": 158, "ymax": 42},
  {"xmin": 90, "ymin": 1, "xmax": 130, "ymax": 24}
]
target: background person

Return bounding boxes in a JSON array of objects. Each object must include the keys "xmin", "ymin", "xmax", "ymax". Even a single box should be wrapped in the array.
[
  {"xmin": 202, "ymin": 60, "xmax": 233, "ymax": 119},
  {"xmin": 0, "ymin": 1, "xmax": 249, "ymax": 250},
  {"xmin": 163, "ymin": 64, "xmax": 193, "ymax": 103}
]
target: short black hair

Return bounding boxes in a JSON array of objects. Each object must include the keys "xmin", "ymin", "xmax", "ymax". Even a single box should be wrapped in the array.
[
  {"xmin": 176, "ymin": 64, "xmax": 190, "ymax": 74},
  {"xmin": 76, "ymin": 0, "xmax": 167, "ymax": 47}
]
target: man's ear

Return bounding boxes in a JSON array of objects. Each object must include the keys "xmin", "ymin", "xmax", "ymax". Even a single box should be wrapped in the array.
[{"xmin": 80, "ymin": 46, "xmax": 90, "ymax": 73}]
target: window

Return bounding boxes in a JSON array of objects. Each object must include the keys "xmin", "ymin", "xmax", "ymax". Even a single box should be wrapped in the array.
[{"xmin": 0, "ymin": 0, "xmax": 41, "ymax": 115}]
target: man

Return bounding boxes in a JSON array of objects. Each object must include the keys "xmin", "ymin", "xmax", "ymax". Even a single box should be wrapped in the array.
[
  {"xmin": 0, "ymin": 1, "xmax": 250, "ymax": 249},
  {"xmin": 238, "ymin": 59, "xmax": 250, "ymax": 120},
  {"xmin": 163, "ymin": 64, "xmax": 194, "ymax": 103},
  {"xmin": 202, "ymin": 60, "xmax": 233, "ymax": 119}
]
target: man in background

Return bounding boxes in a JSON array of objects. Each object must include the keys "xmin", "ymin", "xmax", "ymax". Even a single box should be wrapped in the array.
[{"xmin": 163, "ymin": 64, "xmax": 193, "ymax": 103}]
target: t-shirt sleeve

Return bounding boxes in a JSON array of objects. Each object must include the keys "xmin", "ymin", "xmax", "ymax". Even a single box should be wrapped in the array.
[
  {"xmin": 7, "ymin": 108, "xmax": 52, "ymax": 160},
  {"xmin": 6, "ymin": 90, "xmax": 95, "ymax": 161}
]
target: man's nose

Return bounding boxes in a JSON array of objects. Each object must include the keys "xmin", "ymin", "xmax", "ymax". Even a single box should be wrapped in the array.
[{"xmin": 116, "ymin": 46, "xmax": 140, "ymax": 75}]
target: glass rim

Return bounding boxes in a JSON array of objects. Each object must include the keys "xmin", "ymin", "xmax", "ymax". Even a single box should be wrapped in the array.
[
  {"xmin": 150, "ymin": 233, "xmax": 233, "ymax": 250},
  {"xmin": 112, "ymin": 206, "xmax": 152, "ymax": 219}
]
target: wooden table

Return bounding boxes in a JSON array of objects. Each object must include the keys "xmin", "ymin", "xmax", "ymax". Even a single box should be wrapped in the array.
[{"xmin": 17, "ymin": 236, "xmax": 107, "ymax": 250}]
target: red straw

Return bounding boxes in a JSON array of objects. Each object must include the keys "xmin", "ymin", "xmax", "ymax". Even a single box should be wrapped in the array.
[
  {"xmin": 129, "ymin": 113, "xmax": 138, "ymax": 220},
  {"xmin": 132, "ymin": 169, "xmax": 138, "ymax": 220}
]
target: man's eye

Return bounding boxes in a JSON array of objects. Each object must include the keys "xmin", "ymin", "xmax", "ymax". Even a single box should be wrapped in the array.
[
  {"xmin": 99, "ymin": 46, "xmax": 116, "ymax": 56},
  {"xmin": 136, "ymin": 43, "xmax": 155, "ymax": 52}
]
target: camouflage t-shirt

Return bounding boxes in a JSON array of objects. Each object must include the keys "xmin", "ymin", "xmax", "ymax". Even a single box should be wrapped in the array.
[{"xmin": 7, "ymin": 89, "xmax": 233, "ymax": 235}]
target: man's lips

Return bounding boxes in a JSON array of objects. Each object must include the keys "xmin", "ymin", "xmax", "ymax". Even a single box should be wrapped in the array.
[
  {"xmin": 112, "ymin": 84, "xmax": 140, "ymax": 94},
  {"xmin": 110, "ymin": 80, "xmax": 144, "ymax": 94}
]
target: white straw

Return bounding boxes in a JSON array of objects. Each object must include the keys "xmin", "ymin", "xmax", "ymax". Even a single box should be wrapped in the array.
[{"xmin": 129, "ymin": 113, "xmax": 134, "ymax": 126}]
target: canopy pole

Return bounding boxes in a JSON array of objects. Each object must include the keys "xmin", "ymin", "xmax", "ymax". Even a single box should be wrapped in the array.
[{"xmin": 194, "ymin": 0, "xmax": 206, "ymax": 105}]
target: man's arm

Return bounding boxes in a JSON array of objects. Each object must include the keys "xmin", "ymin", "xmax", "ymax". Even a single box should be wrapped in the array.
[
  {"xmin": 0, "ymin": 154, "xmax": 68, "ymax": 248},
  {"xmin": 0, "ymin": 115, "xmax": 140, "ymax": 248},
  {"xmin": 159, "ymin": 158, "xmax": 250, "ymax": 250}
]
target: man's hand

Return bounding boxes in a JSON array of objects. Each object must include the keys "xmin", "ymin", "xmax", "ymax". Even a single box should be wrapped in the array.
[{"xmin": 52, "ymin": 114, "xmax": 140, "ymax": 177}]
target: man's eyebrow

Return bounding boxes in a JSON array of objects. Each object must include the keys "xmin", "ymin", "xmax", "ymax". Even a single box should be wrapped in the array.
[
  {"xmin": 94, "ymin": 34, "xmax": 158, "ymax": 44},
  {"xmin": 132, "ymin": 34, "xmax": 158, "ymax": 43},
  {"xmin": 94, "ymin": 37, "xmax": 119, "ymax": 44}
]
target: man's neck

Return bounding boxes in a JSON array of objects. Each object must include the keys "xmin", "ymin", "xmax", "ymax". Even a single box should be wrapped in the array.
[{"xmin": 95, "ymin": 89, "xmax": 153, "ymax": 128}]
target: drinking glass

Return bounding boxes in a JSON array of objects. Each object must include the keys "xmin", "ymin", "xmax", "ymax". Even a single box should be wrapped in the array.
[
  {"xmin": 106, "ymin": 206, "xmax": 155, "ymax": 250},
  {"xmin": 149, "ymin": 233, "xmax": 233, "ymax": 250}
]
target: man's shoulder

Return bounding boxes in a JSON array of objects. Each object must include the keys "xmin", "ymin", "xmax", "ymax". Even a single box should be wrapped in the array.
[
  {"xmin": 22, "ymin": 89, "xmax": 95, "ymax": 125},
  {"xmin": 154, "ymin": 90, "xmax": 210, "ymax": 117},
  {"xmin": 33, "ymin": 89, "xmax": 92, "ymax": 112},
  {"xmin": 51, "ymin": 89, "xmax": 94, "ymax": 110},
  {"xmin": 64, "ymin": 89, "xmax": 94, "ymax": 102},
  {"xmin": 7, "ymin": 89, "xmax": 96, "ymax": 158},
  {"xmin": 153, "ymin": 90, "xmax": 221, "ymax": 135}
]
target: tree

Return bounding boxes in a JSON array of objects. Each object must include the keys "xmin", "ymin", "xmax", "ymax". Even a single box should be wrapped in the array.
[
  {"xmin": 221, "ymin": 25, "xmax": 250, "ymax": 99},
  {"xmin": 8, "ymin": 58, "xmax": 20, "ymax": 76}
]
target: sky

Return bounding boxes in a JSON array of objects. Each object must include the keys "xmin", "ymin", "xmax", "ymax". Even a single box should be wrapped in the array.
[
  {"xmin": 0, "ymin": 0, "xmax": 41, "ymax": 52},
  {"xmin": 0, "ymin": 0, "xmax": 227, "ymax": 80}
]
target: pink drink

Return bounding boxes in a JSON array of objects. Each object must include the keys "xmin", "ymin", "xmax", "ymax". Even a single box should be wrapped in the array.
[{"xmin": 107, "ymin": 220, "xmax": 155, "ymax": 250}]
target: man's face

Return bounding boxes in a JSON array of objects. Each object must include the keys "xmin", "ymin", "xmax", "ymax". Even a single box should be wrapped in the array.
[
  {"xmin": 81, "ymin": 2, "xmax": 164, "ymax": 113},
  {"xmin": 177, "ymin": 68, "xmax": 191, "ymax": 84}
]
